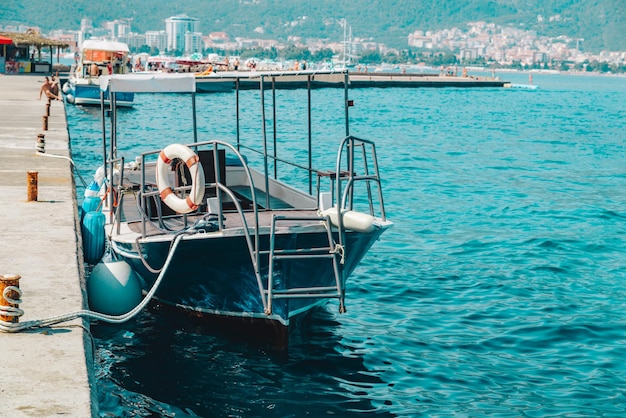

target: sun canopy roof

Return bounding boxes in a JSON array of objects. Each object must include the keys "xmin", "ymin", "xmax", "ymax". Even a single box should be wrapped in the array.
[
  {"xmin": 82, "ymin": 39, "xmax": 130, "ymax": 53},
  {"xmin": 99, "ymin": 73, "xmax": 197, "ymax": 93}
]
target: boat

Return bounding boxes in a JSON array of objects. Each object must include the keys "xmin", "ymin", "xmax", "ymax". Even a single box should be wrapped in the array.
[
  {"xmin": 504, "ymin": 83, "xmax": 539, "ymax": 90},
  {"xmin": 87, "ymin": 71, "xmax": 392, "ymax": 343},
  {"xmin": 63, "ymin": 39, "xmax": 134, "ymax": 107}
]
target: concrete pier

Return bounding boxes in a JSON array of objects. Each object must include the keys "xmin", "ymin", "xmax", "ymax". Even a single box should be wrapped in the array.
[
  {"xmin": 348, "ymin": 72, "xmax": 509, "ymax": 88},
  {"xmin": 0, "ymin": 75, "xmax": 96, "ymax": 416}
]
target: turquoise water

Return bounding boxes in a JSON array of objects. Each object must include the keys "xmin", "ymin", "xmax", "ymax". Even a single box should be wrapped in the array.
[{"xmin": 67, "ymin": 72, "xmax": 626, "ymax": 417}]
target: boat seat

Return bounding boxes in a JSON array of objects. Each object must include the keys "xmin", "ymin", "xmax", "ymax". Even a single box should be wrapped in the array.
[
  {"xmin": 177, "ymin": 149, "xmax": 226, "ymax": 196},
  {"xmin": 230, "ymin": 186, "xmax": 293, "ymax": 210}
]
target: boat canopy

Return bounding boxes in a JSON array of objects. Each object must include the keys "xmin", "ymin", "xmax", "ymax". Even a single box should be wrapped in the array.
[
  {"xmin": 99, "ymin": 73, "xmax": 196, "ymax": 93},
  {"xmin": 82, "ymin": 39, "xmax": 130, "ymax": 53}
]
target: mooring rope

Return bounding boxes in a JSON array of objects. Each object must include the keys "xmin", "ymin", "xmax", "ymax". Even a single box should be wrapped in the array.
[
  {"xmin": 36, "ymin": 151, "xmax": 88, "ymax": 187},
  {"xmin": 0, "ymin": 286, "xmax": 24, "ymax": 321},
  {"xmin": 0, "ymin": 234, "xmax": 184, "ymax": 333},
  {"xmin": 331, "ymin": 243, "xmax": 346, "ymax": 265}
]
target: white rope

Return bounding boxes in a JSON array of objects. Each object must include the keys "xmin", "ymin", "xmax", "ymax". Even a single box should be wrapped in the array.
[
  {"xmin": 331, "ymin": 243, "xmax": 346, "ymax": 264},
  {"xmin": 319, "ymin": 212, "xmax": 345, "ymax": 265},
  {"xmin": 36, "ymin": 151, "xmax": 88, "ymax": 187},
  {"xmin": 0, "ymin": 234, "xmax": 184, "ymax": 333},
  {"xmin": 0, "ymin": 286, "xmax": 24, "ymax": 320}
]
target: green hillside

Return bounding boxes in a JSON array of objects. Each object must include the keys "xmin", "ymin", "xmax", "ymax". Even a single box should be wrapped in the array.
[{"xmin": 2, "ymin": 0, "xmax": 625, "ymax": 52}]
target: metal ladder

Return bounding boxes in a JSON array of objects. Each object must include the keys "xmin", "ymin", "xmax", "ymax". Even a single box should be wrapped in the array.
[{"xmin": 263, "ymin": 214, "xmax": 345, "ymax": 315}]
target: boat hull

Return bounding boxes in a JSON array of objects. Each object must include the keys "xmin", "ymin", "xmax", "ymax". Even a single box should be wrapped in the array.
[
  {"xmin": 66, "ymin": 80, "xmax": 134, "ymax": 107},
  {"xmin": 111, "ymin": 226, "xmax": 386, "ymax": 327}
]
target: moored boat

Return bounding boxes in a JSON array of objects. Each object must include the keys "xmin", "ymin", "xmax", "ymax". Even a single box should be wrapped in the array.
[
  {"xmin": 63, "ymin": 39, "xmax": 134, "ymax": 107},
  {"xmin": 87, "ymin": 71, "xmax": 392, "ymax": 343}
]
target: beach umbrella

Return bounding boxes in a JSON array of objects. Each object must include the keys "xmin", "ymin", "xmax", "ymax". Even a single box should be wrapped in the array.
[{"xmin": 1, "ymin": 36, "xmax": 11, "ymax": 70}]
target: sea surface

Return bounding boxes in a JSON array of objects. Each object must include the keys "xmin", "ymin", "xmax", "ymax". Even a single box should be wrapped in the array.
[{"xmin": 66, "ymin": 71, "xmax": 626, "ymax": 417}]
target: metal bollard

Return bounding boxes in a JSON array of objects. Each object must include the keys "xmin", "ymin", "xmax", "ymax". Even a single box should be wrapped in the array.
[
  {"xmin": 27, "ymin": 171, "xmax": 38, "ymax": 202},
  {"xmin": 36, "ymin": 133, "xmax": 45, "ymax": 153},
  {"xmin": 0, "ymin": 274, "xmax": 22, "ymax": 323},
  {"xmin": 45, "ymin": 102, "xmax": 51, "ymax": 116},
  {"xmin": 42, "ymin": 115, "xmax": 48, "ymax": 131}
]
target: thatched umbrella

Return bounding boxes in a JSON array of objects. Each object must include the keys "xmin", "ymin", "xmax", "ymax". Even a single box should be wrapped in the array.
[
  {"xmin": 0, "ymin": 29, "xmax": 70, "ymax": 65},
  {"xmin": 0, "ymin": 29, "xmax": 69, "ymax": 49}
]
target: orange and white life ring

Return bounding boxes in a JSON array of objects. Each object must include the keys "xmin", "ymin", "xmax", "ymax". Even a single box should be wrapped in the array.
[{"xmin": 156, "ymin": 144, "xmax": 205, "ymax": 214}]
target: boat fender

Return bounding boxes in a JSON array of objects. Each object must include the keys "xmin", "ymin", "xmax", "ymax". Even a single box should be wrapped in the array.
[
  {"xmin": 319, "ymin": 207, "xmax": 378, "ymax": 233},
  {"xmin": 62, "ymin": 82, "xmax": 70, "ymax": 94},
  {"xmin": 94, "ymin": 165, "xmax": 120, "ymax": 188},
  {"xmin": 80, "ymin": 196, "xmax": 103, "ymax": 220},
  {"xmin": 84, "ymin": 180, "xmax": 103, "ymax": 198},
  {"xmin": 156, "ymin": 144, "xmax": 205, "ymax": 214},
  {"xmin": 66, "ymin": 94, "xmax": 75, "ymax": 104},
  {"xmin": 94, "ymin": 165, "xmax": 106, "ymax": 186},
  {"xmin": 87, "ymin": 261, "xmax": 142, "ymax": 316},
  {"xmin": 84, "ymin": 166, "xmax": 119, "ymax": 198},
  {"xmin": 81, "ymin": 211, "xmax": 106, "ymax": 264}
]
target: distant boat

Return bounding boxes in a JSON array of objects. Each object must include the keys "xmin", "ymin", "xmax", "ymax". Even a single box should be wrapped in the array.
[
  {"xmin": 63, "ymin": 39, "xmax": 134, "ymax": 107},
  {"xmin": 88, "ymin": 71, "xmax": 392, "ymax": 343},
  {"xmin": 504, "ymin": 83, "xmax": 539, "ymax": 90}
]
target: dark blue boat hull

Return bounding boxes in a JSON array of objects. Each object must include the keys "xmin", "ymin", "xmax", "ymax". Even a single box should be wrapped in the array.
[{"xmin": 114, "ymin": 227, "xmax": 385, "ymax": 327}]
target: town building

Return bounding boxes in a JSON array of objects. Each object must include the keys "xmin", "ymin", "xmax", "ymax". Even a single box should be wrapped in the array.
[
  {"xmin": 145, "ymin": 30, "xmax": 168, "ymax": 52},
  {"xmin": 164, "ymin": 15, "xmax": 198, "ymax": 53}
]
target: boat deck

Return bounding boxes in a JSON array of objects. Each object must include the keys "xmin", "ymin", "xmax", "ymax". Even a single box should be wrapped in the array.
[
  {"xmin": 124, "ymin": 207, "xmax": 323, "ymax": 237},
  {"xmin": 117, "ymin": 185, "xmax": 322, "ymax": 238}
]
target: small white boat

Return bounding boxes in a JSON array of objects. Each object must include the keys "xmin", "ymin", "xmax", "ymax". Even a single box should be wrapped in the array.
[
  {"xmin": 504, "ymin": 83, "xmax": 539, "ymax": 90},
  {"xmin": 63, "ymin": 39, "xmax": 134, "ymax": 107},
  {"xmin": 84, "ymin": 71, "xmax": 392, "ymax": 343}
]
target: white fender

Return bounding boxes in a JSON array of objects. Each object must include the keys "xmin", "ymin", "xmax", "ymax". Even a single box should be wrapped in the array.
[
  {"xmin": 156, "ymin": 144, "xmax": 205, "ymax": 214},
  {"xmin": 320, "ymin": 207, "xmax": 378, "ymax": 233}
]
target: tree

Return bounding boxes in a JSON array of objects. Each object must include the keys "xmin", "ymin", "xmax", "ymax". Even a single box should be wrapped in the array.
[
  {"xmin": 281, "ymin": 45, "xmax": 312, "ymax": 61},
  {"xmin": 311, "ymin": 48, "xmax": 334, "ymax": 62},
  {"xmin": 359, "ymin": 49, "xmax": 382, "ymax": 64}
]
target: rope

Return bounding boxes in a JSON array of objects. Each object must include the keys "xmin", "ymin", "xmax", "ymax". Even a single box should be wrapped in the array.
[
  {"xmin": 133, "ymin": 230, "xmax": 186, "ymax": 274},
  {"xmin": 331, "ymin": 243, "xmax": 346, "ymax": 265},
  {"xmin": 0, "ymin": 234, "xmax": 185, "ymax": 333},
  {"xmin": 36, "ymin": 151, "xmax": 88, "ymax": 187},
  {"xmin": 0, "ymin": 286, "xmax": 24, "ymax": 321},
  {"xmin": 319, "ymin": 212, "xmax": 345, "ymax": 265}
]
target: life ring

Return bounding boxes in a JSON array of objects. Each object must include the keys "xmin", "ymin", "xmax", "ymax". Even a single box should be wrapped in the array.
[{"xmin": 156, "ymin": 144, "xmax": 205, "ymax": 214}]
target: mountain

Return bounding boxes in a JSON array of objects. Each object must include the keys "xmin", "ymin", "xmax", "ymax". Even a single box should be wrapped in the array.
[{"xmin": 2, "ymin": 0, "xmax": 625, "ymax": 52}]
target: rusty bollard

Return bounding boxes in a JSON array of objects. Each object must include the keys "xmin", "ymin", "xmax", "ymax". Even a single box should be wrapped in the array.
[
  {"xmin": 0, "ymin": 274, "xmax": 22, "ymax": 323},
  {"xmin": 27, "ymin": 171, "xmax": 38, "ymax": 202},
  {"xmin": 45, "ymin": 102, "xmax": 51, "ymax": 116},
  {"xmin": 42, "ymin": 115, "xmax": 48, "ymax": 131},
  {"xmin": 36, "ymin": 133, "xmax": 45, "ymax": 153}
]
